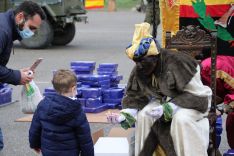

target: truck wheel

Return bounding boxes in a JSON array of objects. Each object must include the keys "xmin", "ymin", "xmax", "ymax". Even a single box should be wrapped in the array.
[
  {"xmin": 20, "ymin": 20, "xmax": 53, "ymax": 49},
  {"xmin": 52, "ymin": 23, "xmax": 76, "ymax": 46}
]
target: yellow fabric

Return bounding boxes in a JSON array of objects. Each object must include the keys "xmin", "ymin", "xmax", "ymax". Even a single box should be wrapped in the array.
[
  {"xmin": 85, "ymin": 0, "xmax": 104, "ymax": 8},
  {"xmin": 126, "ymin": 23, "xmax": 159, "ymax": 60},
  {"xmin": 160, "ymin": 0, "xmax": 234, "ymax": 47},
  {"xmin": 216, "ymin": 70, "xmax": 234, "ymax": 89},
  {"xmin": 160, "ymin": 0, "xmax": 180, "ymax": 47},
  {"xmin": 165, "ymin": 0, "xmax": 178, "ymax": 8},
  {"xmin": 180, "ymin": 0, "xmax": 234, "ymax": 5},
  {"xmin": 154, "ymin": 145, "xmax": 167, "ymax": 156}
]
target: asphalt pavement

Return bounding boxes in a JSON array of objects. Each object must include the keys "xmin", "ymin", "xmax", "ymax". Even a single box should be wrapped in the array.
[{"xmin": 0, "ymin": 10, "xmax": 230, "ymax": 156}]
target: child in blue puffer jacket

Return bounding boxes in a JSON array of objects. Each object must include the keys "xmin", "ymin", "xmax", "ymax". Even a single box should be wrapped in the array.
[{"xmin": 29, "ymin": 69, "xmax": 94, "ymax": 156}]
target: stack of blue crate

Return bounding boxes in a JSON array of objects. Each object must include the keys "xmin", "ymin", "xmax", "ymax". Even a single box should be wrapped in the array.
[
  {"xmin": 102, "ymin": 88, "xmax": 124, "ymax": 109},
  {"xmin": 76, "ymin": 75, "xmax": 110, "ymax": 113},
  {"xmin": 44, "ymin": 61, "xmax": 125, "ymax": 113},
  {"xmin": 80, "ymin": 88, "xmax": 107, "ymax": 113},
  {"xmin": 70, "ymin": 61, "xmax": 96, "ymax": 75},
  {"xmin": 77, "ymin": 74, "xmax": 111, "ymax": 89},
  {"xmin": 97, "ymin": 63, "xmax": 124, "ymax": 109},
  {"xmin": 97, "ymin": 63, "xmax": 123, "ymax": 87},
  {"xmin": 0, "ymin": 83, "xmax": 12, "ymax": 105}
]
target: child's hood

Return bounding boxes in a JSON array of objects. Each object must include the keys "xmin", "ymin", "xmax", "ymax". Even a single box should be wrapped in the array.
[{"xmin": 42, "ymin": 94, "xmax": 81, "ymax": 124}]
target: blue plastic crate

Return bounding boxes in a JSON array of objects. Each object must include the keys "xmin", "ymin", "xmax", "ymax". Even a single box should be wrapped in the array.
[
  {"xmin": 77, "ymin": 82, "xmax": 82, "ymax": 88},
  {"xmin": 81, "ymin": 80, "xmax": 111, "ymax": 87},
  {"xmin": 99, "ymin": 63, "xmax": 118, "ymax": 69},
  {"xmin": 80, "ymin": 85, "xmax": 91, "ymax": 88},
  {"xmin": 103, "ymin": 98, "xmax": 122, "ymax": 104},
  {"xmin": 110, "ymin": 84, "xmax": 119, "ymax": 88},
  {"xmin": 84, "ymin": 104, "xmax": 107, "ymax": 113},
  {"xmin": 98, "ymin": 71, "xmax": 118, "ymax": 76},
  {"xmin": 106, "ymin": 103, "xmax": 120, "ymax": 109},
  {"xmin": 102, "ymin": 88, "xmax": 124, "ymax": 99},
  {"xmin": 100, "ymin": 85, "xmax": 111, "ymax": 89},
  {"xmin": 72, "ymin": 70, "xmax": 93, "ymax": 75},
  {"xmin": 71, "ymin": 66, "xmax": 95, "ymax": 72},
  {"xmin": 86, "ymin": 97, "xmax": 103, "ymax": 108},
  {"xmin": 82, "ymin": 88, "xmax": 102, "ymax": 98},
  {"xmin": 0, "ymin": 87, "xmax": 12, "ymax": 105},
  {"xmin": 77, "ymin": 75, "xmax": 110, "ymax": 82},
  {"xmin": 97, "ymin": 67, "xmax": 117, "ymax": 72},
  {"xmin": 70, "ymin": 61, "xmax": 96, "ymax": 67},
  {"xmin": 110, "ymin": 75, "xmax": 123, "ymax": 82},
  {"xmin": 223, "ymin": 149, "xmax": 234, "ymax": 156}
]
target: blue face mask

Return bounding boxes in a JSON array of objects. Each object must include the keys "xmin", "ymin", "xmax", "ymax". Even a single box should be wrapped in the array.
[{"xmin": 19, "ymin": 27, "xmax": 35, "ymax": 39}]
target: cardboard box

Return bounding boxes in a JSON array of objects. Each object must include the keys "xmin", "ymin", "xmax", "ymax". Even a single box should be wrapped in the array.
[
  {"xmin": 94, "ymin": 137, "xmax": 129, "ymax": 156},
  {"xmin": 92, "ymin": 129, "xmax": 104, "ymax": 144}
]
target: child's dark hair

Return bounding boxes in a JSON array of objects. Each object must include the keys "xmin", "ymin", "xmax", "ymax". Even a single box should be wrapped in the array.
[
  {"xmin": 14, "ymin": 1, "xmax": 46, "ymax": 20},
  {"xmin": 52, "ymin": 69, "xmax": 77, "ymax": 94}
]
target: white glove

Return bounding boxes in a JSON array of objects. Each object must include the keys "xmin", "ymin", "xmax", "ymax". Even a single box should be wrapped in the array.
[
  {"xmin": 146, "ymin": 105, "xmax": 163, "ymax": 119},
  {"xmin": 121, "ymin": 108, "xmax": 138, "ymax": 118},
  {"xmin": 106, "ymin": 108, "xmax": 138, "ymax": 124},
  {"xmin": 147, "ymin": 102, "xmax": 180, "ymax": 119}
]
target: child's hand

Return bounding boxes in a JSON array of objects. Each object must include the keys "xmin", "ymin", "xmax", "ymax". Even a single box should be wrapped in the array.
[
  {"xmin": 33, "ymin": 148, "xmax": 41, "ymax": 154},
  {"xmin": 106, "ymin": 111, "xmax": 125, "ymax": 124}
]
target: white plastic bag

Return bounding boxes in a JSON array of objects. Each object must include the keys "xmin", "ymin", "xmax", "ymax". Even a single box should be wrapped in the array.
[{"xmin": 21, "ymin": 80, "xmax": 43, "ymax": 113}]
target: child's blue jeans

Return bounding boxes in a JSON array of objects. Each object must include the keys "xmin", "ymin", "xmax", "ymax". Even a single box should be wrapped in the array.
[{"xmin": 0, "ymin": 128, "xmax": 3, "ymax": 150}]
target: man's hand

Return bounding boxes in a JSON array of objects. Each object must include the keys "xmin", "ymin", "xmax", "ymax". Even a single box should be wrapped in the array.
[
  {"xmin": 33, "ymin": 148, "xmax": 41, "ymax": 154},
  {"xmin": 146, "ymin": 105, "xmax": 163, "ymax": 120},
  {"xmin": 20, "ymin": 68, "xmax": 34, "ymax": 85}
]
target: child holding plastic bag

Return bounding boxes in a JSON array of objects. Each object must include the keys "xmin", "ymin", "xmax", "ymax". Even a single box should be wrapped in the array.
[
  {"xmin": 21, "ymin": 70, "xmax": 43, "ymax": 113},
  {"xmin": 29, "ymin": 69, "xmax": 94, "ymax": 156}
]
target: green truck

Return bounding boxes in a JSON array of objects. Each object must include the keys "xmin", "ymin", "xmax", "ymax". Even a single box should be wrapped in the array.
[{"xmin": 0, "ymin": 0, "xmax": 87, "ymax": 49}]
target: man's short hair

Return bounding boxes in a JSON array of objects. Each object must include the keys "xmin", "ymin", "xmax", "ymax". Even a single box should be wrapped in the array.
[
  {"xmin": 14, "ymin": 1, "xmax": 46, "ymax": 20},
  {"xmin": 52, "ymin": 69, "xmax": 77, "ymax": 94}
]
